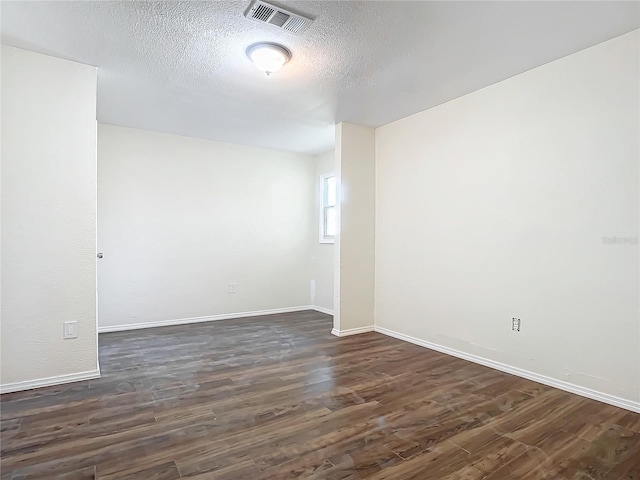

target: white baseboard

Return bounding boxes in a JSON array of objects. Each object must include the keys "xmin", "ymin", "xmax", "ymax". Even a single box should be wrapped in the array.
[
  {"xmin": 331, "ymin": 326, "xmax": 375, "ymax": 337},
  {"xmin": 374, "ymin": 326, "xmax": 640, "ymax": 414},
  {"xmin": 98, "ymin": 306, "xmax": 320, "ymax": 333},
  {"xmin": 0, "ymin": 369, "xmax": 101, "ymax": 395},
  {"xmin": 312, "ymin": 306, "xmax": 334, "ymax": 315}
]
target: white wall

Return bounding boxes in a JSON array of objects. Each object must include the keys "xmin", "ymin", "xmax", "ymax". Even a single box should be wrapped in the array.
[
  {"xmin": 311, "ymin": 150, "xmax": 335, "ymax": 313},
  {"xmin": 334, "ymin": 123, "xmax": 376, "ymax": 334},
  {"xmin": 375, "ymin": 30, "xmax": 639, "ymax": 404},
  {"xmin": 97, "ymin": 124, "xmax": 316, "ymax": 329},
  {"xmin": 1, "ymin": 46, "xmax": 99, "ymax": 391}
]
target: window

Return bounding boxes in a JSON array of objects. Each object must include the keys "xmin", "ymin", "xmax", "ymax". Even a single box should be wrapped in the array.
[{"xmin": 320, "ymin": 173, "xmax": 336, "ymax": 243}]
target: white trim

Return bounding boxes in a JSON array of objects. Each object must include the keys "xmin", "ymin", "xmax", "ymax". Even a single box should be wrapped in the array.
[
  {"xmin": 98, "ymin": 306, "xmax": 317, "ymax": 333},
  {"xmin": 1, "ymin": 369, "xmax": 101, "ymax": 395},
  {"xmin": 374, "ymin": 326, "xmax": 640, "ymax": 414},
  {"xmin": 331, "ymin": 326, "xmax": 374, "ymax": 337},
  {"xmin": 312, "ymin": 305, "xmax": 334, "ymax": 315}
]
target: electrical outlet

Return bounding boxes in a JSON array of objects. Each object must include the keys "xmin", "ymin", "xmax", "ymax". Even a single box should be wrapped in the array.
[
  {"xmin": 63, "ymin": 321, "xmax": 78, "ymax": 339},
  {"xmin": 512, "ymin": 317, "xmax": 521, "ymax": 332},
  {"xmin": 228, "ymin": 283, "xmax": 237, "ymax": 294}
]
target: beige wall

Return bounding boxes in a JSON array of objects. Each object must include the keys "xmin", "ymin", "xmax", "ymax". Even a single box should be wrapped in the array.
[
  {"xmin": 311, "ymin": 150, "xmax": 335, "ymax": 312},
  {"xmin": 1, "ymin": 46, "xmax": 99, "ymax": 391},
  {"xmin": 97, "ymin": 124, "xmax": 316, "ymax": 330},
  {"xmin": 334, "ymin": 123, "xmax": 376, "ymax": 334},
  {"xmin": 375, "ymin": 30, "xmax": 639, "ymax": 404}
]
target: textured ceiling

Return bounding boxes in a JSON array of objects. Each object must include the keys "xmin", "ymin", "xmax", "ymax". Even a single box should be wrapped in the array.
[{"xmin": 1, "ymin": 1, "xmax": 638, "ymax": 154}]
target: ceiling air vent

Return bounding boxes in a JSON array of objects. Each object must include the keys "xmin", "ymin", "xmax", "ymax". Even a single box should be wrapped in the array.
[{"xmin": 244, "ymin": 1, "xmax": 314, "ymax": 35}]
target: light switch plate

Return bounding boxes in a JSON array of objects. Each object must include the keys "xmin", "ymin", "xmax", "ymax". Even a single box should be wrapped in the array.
[{"xmin": 63, "ymin": 321, "xmax": 78, "ymax": 339}]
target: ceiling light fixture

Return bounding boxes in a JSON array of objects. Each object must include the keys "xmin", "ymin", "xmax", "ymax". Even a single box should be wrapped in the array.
[{"xmin": 246, "ymin": 42, "xmax": 291, "ymax": 75}]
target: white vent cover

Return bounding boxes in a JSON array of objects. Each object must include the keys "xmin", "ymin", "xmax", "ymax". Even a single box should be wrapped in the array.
[{"xmin": 245, "ymin": 1, "xmax": 314, "ymax": 35}]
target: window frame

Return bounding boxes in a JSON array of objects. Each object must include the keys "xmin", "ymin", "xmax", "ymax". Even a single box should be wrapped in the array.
[{"xmin": 319, "ymin": 172, "xmax": 336, "ymax": 244}]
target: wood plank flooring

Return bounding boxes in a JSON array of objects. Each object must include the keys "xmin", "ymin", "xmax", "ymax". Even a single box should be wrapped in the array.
[{"xmin": 1, "ymin": 311, "xmax": 639, "ymax": 479}]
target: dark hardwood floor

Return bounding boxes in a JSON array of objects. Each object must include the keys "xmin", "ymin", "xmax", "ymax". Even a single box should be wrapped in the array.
[{"xmin": 1, "ymin": 311, "xmax": 639, "ymax": 479}]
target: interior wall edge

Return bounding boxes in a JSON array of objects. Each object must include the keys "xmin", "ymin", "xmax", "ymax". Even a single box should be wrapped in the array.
[
  {"xmin": 374, "ymin": 326, "xmax": 640, "ymax": 414},
  {"xmin": 331, "ymin": 326, "xmax": 375, "ymax": 337},
  {"xmin": 97, "ymin": 306, "xmax": 331, "ymax": 333},
  {"xmin": 312, "ymin": 305, "xmax": 334, "ymax": 316},
  {"xmin": 0, "ymin": 369, "xmax": 101, "ymax": 395}
]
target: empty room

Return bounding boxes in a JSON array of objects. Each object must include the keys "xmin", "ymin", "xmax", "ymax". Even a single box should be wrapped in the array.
[{"xmin": 1, "ymin": 1, "xmax": 639, "ymax": 479}]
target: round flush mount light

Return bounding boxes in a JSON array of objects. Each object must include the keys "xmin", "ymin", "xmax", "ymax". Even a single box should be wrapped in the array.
[{"xmin": 246, "ymin": 42, "xmax": 291, "ymax": 76}]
